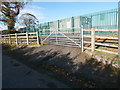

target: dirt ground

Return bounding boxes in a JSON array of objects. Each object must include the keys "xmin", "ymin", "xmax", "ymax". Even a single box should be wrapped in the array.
[{"xmin": 2, "ymin": 44, "xmax": 119, "ymax": 88}]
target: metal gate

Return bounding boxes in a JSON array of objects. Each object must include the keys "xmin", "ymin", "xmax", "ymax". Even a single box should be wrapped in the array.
[{"xmin": 39, "ymin": 26, "xmax": 84, "ymax": 52}]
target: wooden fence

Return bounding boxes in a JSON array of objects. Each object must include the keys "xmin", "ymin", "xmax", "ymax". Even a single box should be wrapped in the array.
[
  {"xmin": 84, "ymin": 28, "xmax": 118, "ymax": 55},
  {"xmin": 0, "ymin": 32, "xmax": 40, "ymax": 45},
  {"xmin": 0, "ymin": 30, "xmax": 118, "ymax": 55}
]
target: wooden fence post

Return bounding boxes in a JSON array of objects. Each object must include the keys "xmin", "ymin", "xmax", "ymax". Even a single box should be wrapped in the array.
[
  {"xmin": 91, "ymin": 28, "xmax": 95, "ymax": 52},
  {"xmin": 4, "ymin": 35, "xmax": 6, "ymax": 44},
  {"xmin": 15, "ymin": 33, "xmax": 18, "ymax": 45},
  {"xmin": 26, "ymin": 32, "xmax": 29, "ymax": 45},
  {"xmin": 39, "ymin": 29, "xmax": 43, "ymax": 45},
  {"xmin": 81, "ymin": 25, "xmax": 84, "ymax": 52},
  {"xmin": 0, "ymin": 35, "xmax": 2, "ymax": 44},
  {"xmin": 36, "ymin": 32, "xmax": 40, "ymax": 45},
  {"xmin": 9, "ymin": 34, "xmax": 11, "ymax": 44}
]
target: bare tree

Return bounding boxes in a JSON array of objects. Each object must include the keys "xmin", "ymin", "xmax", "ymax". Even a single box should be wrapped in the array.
[
  {"xmin": 0, "ymin": 1, "xmax": 28, "ymax": 32},
  {"xmin": 19, "ymin": 13, "xmax": 38, "ymax": 28}
]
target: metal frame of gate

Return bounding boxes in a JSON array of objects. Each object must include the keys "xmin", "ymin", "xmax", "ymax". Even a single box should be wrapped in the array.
[{"xmin": 39, "ymin": 26, "xmax": 84, "ymax": 52}]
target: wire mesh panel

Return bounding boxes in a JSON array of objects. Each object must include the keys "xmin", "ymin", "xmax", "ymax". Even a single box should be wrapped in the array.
[
  {"xmin": 59, "ymin": 17, "xmax": 73, "ymax": 34},
  {"xmin": 73, "ymin": 16, "xmax": 81, "ymax": 34},
  {"xmin": 49, "ymin": 21, "xmax": 58, "ymax": 35},
  {"xmin": 82, "ymin": 8, "xmax": 118, "ymax": 35},
  {"xmin": 39, "ymin": 23, "xmax": 50, "ymax": 35}
]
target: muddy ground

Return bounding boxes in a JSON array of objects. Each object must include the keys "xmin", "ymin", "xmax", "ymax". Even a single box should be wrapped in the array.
[{"xmin": 2, "ymin": 44, "xmax": 119, "ymax": 88}]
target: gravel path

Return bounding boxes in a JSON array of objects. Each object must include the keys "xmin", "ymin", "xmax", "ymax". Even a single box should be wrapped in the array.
[{"xmin": 2, "ymin": 55, "xmax": 69, "ymax": 88}]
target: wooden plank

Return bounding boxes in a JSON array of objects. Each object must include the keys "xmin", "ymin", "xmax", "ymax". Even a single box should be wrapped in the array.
[
  {"xmin": 28, "ymin": 39, "xmax": 37, "ymax": 41},
  {"xmin": 96, "ymin": 36, "xmax": 118, "ymax": 40},
  {"xmin": 28, "ymin": 32, "xmax": 37, "ymax": 34},
  {"xmin": 95, "ymin": 42, "xmax": 118, "ymax": 48},
  {"xmin": 83, "ymin": 35, "xmax": 91, "ymax": 38},
  {"xmin": 84, "ymin": 41, "xmax": 91, "ymax": 43},
  {"xmin": 84, "ymin": 47, "xmax": 91, "ymax": 50},
  {"xmin": 17, "ymin": 33, "xmax": 26, "ymax": 35},
  {"xmin": 0, "ymin": 35, "xmax": 9, "ymax": 37},
  {"xmin": 91, "ymin": 28, "xmax": 95, "ymax": 52},
  {"xmin": 36, "ymin": 32, "xmax": 40, "ymax": 45},
  {"xmin": 28, "ymin": 36, "xmax": 37, "ymax": 38},
  {"xmin": 10, "ymin": 34, "xmax": 15, "ymax": 36},
  {"xmin": 26, "ymin": 32, "xmax": 29, "ymax": 45},
  {"xmin": 84, "ymin": 35, "xmax": 118, "ymax": 40},
  {"xmin": 15, "ymin": 33, "xmax": 18, "ymax": 45}
]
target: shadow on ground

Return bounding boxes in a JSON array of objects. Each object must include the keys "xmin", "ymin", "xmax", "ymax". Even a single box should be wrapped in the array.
[{"xmin": 2, "ymin": 44, "xmax": 119, "ymax": 88}]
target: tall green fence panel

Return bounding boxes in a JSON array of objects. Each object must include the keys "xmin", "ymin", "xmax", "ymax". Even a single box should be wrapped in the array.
[
  {"xmin": 59, "ymin": 17, "xmax": 72, "ymax": 34},
  {"xmin": 20, "ymin": 8, "xmax": 118, "ymax": 35},
  {"xmin": 49, "ymin": 21, "xmax": 58, "ymax": 35},
  {"xmin": 82, "ymin": 8, "xmax": 118, "ymax": 29}
]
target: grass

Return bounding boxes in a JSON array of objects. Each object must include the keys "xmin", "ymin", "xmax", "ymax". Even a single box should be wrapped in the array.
[
  {"xmin": 93, "ymin": 50, "xmax": 119, "ymax": 64},
  {"xmin": 97, "ymin": 46, "xmax": 118, "ymax": 52}
]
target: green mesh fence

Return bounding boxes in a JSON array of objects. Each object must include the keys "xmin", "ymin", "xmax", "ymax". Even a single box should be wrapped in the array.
[
  {"xmin": 83, "ymin": 8, "xmax": 118, "ymax": 29},
  {"xmin": 20, "ymin": 8, "xmax": 118, "ymax": 35}
]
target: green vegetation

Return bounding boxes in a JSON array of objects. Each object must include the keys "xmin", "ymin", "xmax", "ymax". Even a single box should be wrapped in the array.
[
  {"xmin": 93, "ymin": 50, "xmax": 119, "ymax": 64},
  {"xmin": 0, "ymin": 2, "xmax": 27, "ymax": 31},
  {"xmin": 98, "ymin": 46, "xmax": 118, "ymax": 52}
]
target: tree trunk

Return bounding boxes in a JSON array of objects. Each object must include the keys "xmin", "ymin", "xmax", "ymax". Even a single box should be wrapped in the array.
[
  {"xmin": 7, "ymin": 18, "xmax": 15, "ymax": 32},
  {"xmin": 8, "ymin": 24, "xmax": 15, "ymax": 31}
]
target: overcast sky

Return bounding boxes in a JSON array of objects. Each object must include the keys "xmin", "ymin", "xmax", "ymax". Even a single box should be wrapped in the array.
[{"xmin": 0, "ymin": 2, "xmax": 118, "ymax": 30}]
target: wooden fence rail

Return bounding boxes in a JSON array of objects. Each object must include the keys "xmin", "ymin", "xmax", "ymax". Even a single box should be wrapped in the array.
[
  {"xmin": 84, "ymin": 28, "xmax": 118, "ymax": 55},
  {"xmin": 0, "ymin": 30, "xmax": 118, "ymax": 55},
  {"xmin": 0, "ymin": 32, "xmax": 40, "ymax": 45}
]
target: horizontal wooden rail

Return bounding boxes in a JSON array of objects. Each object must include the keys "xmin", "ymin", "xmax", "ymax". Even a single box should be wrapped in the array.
[
  {"xmin": 84, "ymin": 35, "xmax": 118, "ymax": 40},
  {"xmin": 84, "ymin": 47, "xmax": 118, "ymax": 55},
  {"xmin": 1, "ymin": 32, "xmax": 39, "ymax": 45},
  {"xmin": 96, "ymin": 36, "xmax": 118, "ymax": 40},
  {"xmin": 95, "ymin": 42, "xmax": 118, "ymax": 48}
]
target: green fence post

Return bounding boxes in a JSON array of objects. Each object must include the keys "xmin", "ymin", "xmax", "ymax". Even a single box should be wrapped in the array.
[
  {"xmin": 58, "ymin": 20, "xmax": 60, "ymax": 35},
  {"xmin": 72, "ymin": 17, "xmax": 74, "ymax": 35}
]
